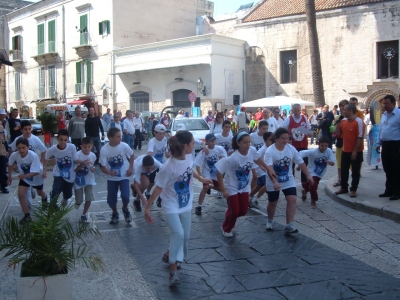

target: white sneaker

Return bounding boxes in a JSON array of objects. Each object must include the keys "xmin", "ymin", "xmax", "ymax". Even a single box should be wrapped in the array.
[
  {"xmin": 31, "ymin": 188, "xmax": 36, "ymax": 199},
  {"xmin": 221, "ymin": 226, "xmax": 233, "ymax": 238},
  {"xmin": 285, "ymin": 224, "xmax": 299, "ymax": 234},
  {"xmin": 266, "ymin": 221, "xmax": 274, "ymax": 231},
  {"xmin": 217, "ymin": 191, "xmax": 222, "ymax": 198},
  {"xmin": 74, "ymin": 203, "xmax": 81, "ymax": 210},
  {"xmin": 249, "ymin": 197, "xmax": 260, "ymax": 209},
  {"xmin": 61, "ymin": 199, "xmax": 68, "ymax": 207}
]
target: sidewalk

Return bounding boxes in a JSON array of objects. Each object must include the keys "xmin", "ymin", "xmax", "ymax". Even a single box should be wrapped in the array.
[{"xmin": 325, "ymin": 164, "xmax": 400, "ymax": 223}]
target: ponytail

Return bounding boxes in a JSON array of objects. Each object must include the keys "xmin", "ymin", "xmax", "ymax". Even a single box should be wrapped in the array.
[{"xmin": 168, "ymin": 130, "xmax": 193, "ymax": 157}]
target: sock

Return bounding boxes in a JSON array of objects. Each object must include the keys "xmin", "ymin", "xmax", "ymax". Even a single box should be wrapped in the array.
[
  {"xmin": 267, "ymin": 218, "xmax": 273, "ymax": 223},
  {"xmin": 287, "ymin": 222, "xmax": 293, "ymax": 227}
]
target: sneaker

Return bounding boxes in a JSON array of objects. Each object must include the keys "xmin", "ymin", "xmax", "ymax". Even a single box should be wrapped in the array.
[
  {"xmin": 177, "ymin": 262, "xmax": 182, "ymax": 270},
  {"xmin": 61, "ymin": 199, "xmax": 68, "ymax": 207},
  {"xmin": 109, "ymin": 212, "xmax": 119, "ymax": 224},
  {"xmin": 221, "ymin": 226, "xmax": 233, "ymax": 238},
  {"xmin": 122, "ymin": 207, "xmax": 132, "ymax": 223},
  {"xmin": 301, "ymin": 190, "xmax": 307, "ymax": 201},
  {"xmin": 74, "ymin": 203, "xmax": 81, "ymax": 210},
  {"xmin": 217, "ymin": 191, "xmax": 222, "ymax": 198},
  {"xmin": 156, "ymin": 197, "xmax": 162, "ymax": 208},
  {"xmin": 206, "ymin": 188, "xmax": 211, "ymax": 195},
  {"xmin": 145, "ymin": 192, "xmax": 151, "ymax": 200},
  {"xmin": 266, "ymin": 221, "xmax": 274, "ymax": 231},
  {"xmin": 80, "ymin": 214, "xmax": 90, "ymax": 224},
  {"xmin": 31, "ymin": 188, "xmax": 36, "ymax": 199},
  {"xmin": 19, "ymin": 215, "xmax": 32, "ymax": 225},
  {"xmin": 195, "ymin": 206, "xmax": 202, "ymax": 215},
  {"xmin": 169, "ymin": 271, "xmax": 180, "ymax": 286},
  {"xmin": 249, "ymin": 197, "xmax": 260, "ymax": 209},
  {"xmin": 311, "ymin": 200, "xmax": 317, "ymax": 207},
  {"xmin": 285, "ymin": 224, "xmax": 299, "ymax": 235},
  {"xmin": 133, "ymin": 200, "xmax": 142, "ymax": 212},
  {"xmin": 131, "ymin": 185, "xmax": 137, "ymax": 198},
  {"xmin": 162, "ymin": 251, "xmax": 169, "ymax": 263}
]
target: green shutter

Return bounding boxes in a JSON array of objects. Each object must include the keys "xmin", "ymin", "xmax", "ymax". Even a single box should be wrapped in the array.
[
  {"xmin": 17, "ymin": 36, "xmax": 22, "ymax": 51},
  {"xmin": 37, "ymin": 24, "xmax": 44, "ymax": 54},
  {"xmin": 76, "ymin": 61, "xmax": 81, "ymax": 84},
  {"xmin": 86, "ymin": 60, "xmax": 92, "ymax": 93},
  {"xmin": 48, "ymin": 20, "xmax": 55, "ymax": 52},
  {"xmin": 12, "ymin": 36, "xmax": 16, "ymax": 50},
  {"xmin": 80, "ymin": 14, "xmax": 88, "ymax": 31},
  {"xmin": 80, "ymin": 14, "xmax": 88, "ymax": 45},
  {"xmin": 99, "ymin": 22, "xmax": 102, "ymax": 35},
  {"xmin": 106, "ymin": 20, "xmax": 110, "ymax": 34}
]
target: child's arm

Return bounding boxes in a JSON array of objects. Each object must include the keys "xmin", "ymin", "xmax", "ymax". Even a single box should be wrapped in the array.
[
  {"xmin": 74, "ymin": 159, "xmax": 91, "ymax": 172},
  {"xmin": 217, "ymin": 171, "xmax": 229, "ymax": 198},
  {"xmin": 298, "ymin": 163, "xmax": 314, "ymax": 185},
  {"xmin": 266, "ymin": 165, "xmax": 280, "ymax": 191},
  {"xmin": 144, "ymin": 186, "xmax": 163, "ymax": 223},
  {"xmin": 196, "ymin": 165, "xmax": 203, "ymax": 178},
  {"xmin": 126, "ymin": 153, "xmax": 134, "ymax": 176},
  {"xmin": 254, "ymin": 157, "xmax": 270, "ymax": 175},
  {"xmin": 40, "ymin": 151, "xmax": 46, "ymax": 165},
  {"xmin": 42, "ymin": 159, "xmax": 48, "ymax": 178},
  {"xmin": 100, "ymin": 165, "xmax": 118, "ymax": 176}
]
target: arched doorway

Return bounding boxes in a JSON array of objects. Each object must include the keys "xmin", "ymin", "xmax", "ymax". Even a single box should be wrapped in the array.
[
  {"xmin": 130, "ymin": 91, "xmax": 149, "ymax": 112},
  {"xmin": 173, "ymin": 89, "xmax": 192, "ymax": 109}
]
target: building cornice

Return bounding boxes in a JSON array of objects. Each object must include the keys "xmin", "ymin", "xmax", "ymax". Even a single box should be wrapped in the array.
[{"xmin": 6, "ymin": 0, "xmax": 70, "ymax": 23}]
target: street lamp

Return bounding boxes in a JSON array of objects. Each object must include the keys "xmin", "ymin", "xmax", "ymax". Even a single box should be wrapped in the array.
[{"xmin": 197, "ymin": 77, "xmax": 206, "ymax": 96}]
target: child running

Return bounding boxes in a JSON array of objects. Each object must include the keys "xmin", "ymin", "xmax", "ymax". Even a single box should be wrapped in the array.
[
  {"xmin": 249, "ymin": 132, "xmax": 274, "ymax": 208},
  {"xmin": 74, "ymin": 137, "xmax": 96, "ymax": 223},
  {"xmin": 7, "ymin": 137, "xmax": 47, "ymax": 224},
  {"xmin": 194, "ymin": 133, "xmax": 227, "ymax": 215},
  {"xmin": 44, "ymin": 129, "xmax": 79, "ymax": 208},
  {"xmin": 99, "ymin": 127, "xmax": 134, "ymax": 224},
  {"xmin": 264, "ymin": 128, "xmax": 314, "ymax": 234},
  {"xmin": 215, "ymin": 132, "xmax": 269, "ymax": 237},
  {"xmin": 215, "ymin": 120, "xmax": 233, "ymax": 156},
  {"xmin": 299, "ymin": 136, "xmax": 335, "ymax": 207},
  {"xmin": 250, "ymin": 120, "xmax": 269, "ymax": 190},
  {"xmin": 144, "ymin": 130, "xmax": 212, "ymax": 286}
]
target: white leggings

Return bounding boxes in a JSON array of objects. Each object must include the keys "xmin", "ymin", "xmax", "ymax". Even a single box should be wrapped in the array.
[{"xmin": 165, "ymin": 211, "xmax": 191, "ymax": 264}]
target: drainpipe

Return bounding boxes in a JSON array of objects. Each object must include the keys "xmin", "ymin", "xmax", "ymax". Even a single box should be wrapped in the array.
[{"xmin": 62, "ymin": 5, "xmax": 66, "ymax": 103}]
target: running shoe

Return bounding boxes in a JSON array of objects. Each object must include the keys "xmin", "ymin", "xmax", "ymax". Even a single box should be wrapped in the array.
[
  {"xmin": 221, "ymin": 226, "xmax": 233, "ymax": 238},
  {"xmin": 195, "ymin": 206, "xmax": 202, "ymax": 215},
  {"xmin": 249, "ymin": 197, "xmax": 260, "ymax": 209},
  {"xmin": 216, "ymin": 191, "xmax": 222, "ymax": 198},
  {"xmin": 133, "ymin": 200, "xmax": 142, "ymax": 212},
  {"xmin": 162, "ymin": 251, "xmax": 169, "ymax": 263},
  {"xmin": 61, "ymin": 199, "xmax": 68, "ymax": 207},
  {"xmin": 80, "ymin": 214, "xmax": 90, "ymax": 224},
  {"xmin": 31, "ymin": 188, "xmax": 36, "ymax": 199},
  {"xmin": 169, "ymin": 271, "xmax": 180, "ymax": 286},
  {"xmin": 266, "ymin": 221, "xmax": 274, "ymax": 231},
  {"xmin": 206, "ymin": 188, "xmax": 211, "ymax": 195},
  {"xmin": 285, "ymin": 224, "xmax": 299, "ymax": 234},
  {"xmin": 122, "ymin": 207, "xmax": 132, "ymax": 223},
  {"xmin": 109, "ymin": 212, "xmax": 119, "ymax": 225},
  {"xmin": 19, "ymin": 215, "xmax": 32, "ymax": 225}
]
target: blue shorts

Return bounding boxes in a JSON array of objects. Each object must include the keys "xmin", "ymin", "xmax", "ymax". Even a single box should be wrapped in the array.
[
  {"xmin": 267, "ymin": 187, "xmax": 297, "ymax": 202},
  {"xmin": 257, "ymin": 175, "xmax": 266, "ymax": 186}
]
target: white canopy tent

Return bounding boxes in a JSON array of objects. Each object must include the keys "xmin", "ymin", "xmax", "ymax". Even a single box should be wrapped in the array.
[{"xmin": 242, "ymin": 96, "xmax": 315, "ymax": 108}]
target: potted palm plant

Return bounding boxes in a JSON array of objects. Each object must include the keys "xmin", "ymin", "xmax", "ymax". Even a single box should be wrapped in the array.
[{"xmin": 0, "ymin": 198, "xmax": 104, "ymax": 300}]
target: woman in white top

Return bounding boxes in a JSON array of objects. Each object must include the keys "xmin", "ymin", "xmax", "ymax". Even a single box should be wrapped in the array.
[
  {"xmin": 264, "ymin": 128, "xmax": 313, "ymax": 234},
  {"xmin": 364, "ymin": 108, "xmax": 371, "ymax": 139},
  {"xmin": 144, "ymin": 130, "xmax": 212, "ymax": 287}
]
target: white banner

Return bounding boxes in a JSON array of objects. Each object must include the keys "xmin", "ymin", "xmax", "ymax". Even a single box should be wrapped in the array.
[{"xmin": 225, "ymin": 69, "xmax": 236, "ymax": 105}]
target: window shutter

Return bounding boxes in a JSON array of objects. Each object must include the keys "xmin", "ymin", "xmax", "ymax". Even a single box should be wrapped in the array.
[
  {"xmin": 99, "ymin": 22, "xmax": 102, "ymax": 35},
  {"xmin": 86, "ymin": 60, "xmax": 92, "ymax": 94},
  {"xmin": 106, "ymin": 20, "xmax": 110, "ymax": 34},
  {"xmin": 80, "ymin": 14, "xmax": 88, "ymax": 31},
  {"xmin": 17, "ymin": 36, "xmax": 22, "ymax": 51},
  {"xmin": 48, "ymin": 20, "xmax": 55, "ymax": 42},
  {"xmin": 76, "ymin": 61, "xmax": 81, "ymax": 84},
  {"xmin": 37, "ymin": 24, "xmax": 44, "ymax": 45},
  {"xmin": 12, "ymin": 36, "xmax": 16, "ymax": 50}
]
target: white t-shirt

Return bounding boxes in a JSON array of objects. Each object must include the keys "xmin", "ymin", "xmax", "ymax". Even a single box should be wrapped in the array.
[
  {"xmin": 275, "ymin": 117, "xmax": 284, "ymax": 127},
  {"xmin": 45, "ymin": 144, "xmax": 78, "ymax": 183},
  {"xmin": 255, "ymin": 145, "xmax": 268, "ymax": 178},
  {"xmin": 99, "ymin": 142, "xmax": 134, "ymax": 181},
  {"xmin": 299, "ymin": 148, "xmax": 335, "ymax": 178},
  {"xmin": 209, "ymin": 122, "xmax": 223, "ymax": 134},
  {"xmin": 237, "ymin": 112, "xmax": 248, "ymax": 129},
  {"xmin": 310, "ymin": 114, "xmax": 318, "ymax": 125},
  {"xmin": 194, "ymin": 145, "xmax": 227, "ymax": 180},
  {"xmin": 133, "ymin": 155, "xmax": 163, "ymax": 184},
  {"xmin": 260, "ymin": 117, "xmax": 279, "ymax": 133},
  {"xmin": 250, "ymin": 132, "xmax": 265, "ymax": 151},
  {"xmin": 9, "ymin": 150, "xmax": 43, "ymax": 186},
  {"xmin": 10, "ymin": 134, "xmax": 46, "ymax": 154},
  {"xmin": 264, "ymin": 144, "xmax": 304, "ymax": 191},
  {"xmin": 74, "ymin": 150, "xmax": 97, "ymax": 189},
  {"xmin": 133, "ymin": 116, "xmax": 144, "ymax": 131},
  {"xmin": 215, "ymin": 147, "xmax": 260, "ymax": 195},
  {"xmin": 123, "ymin": 118, "xmax": 135, "ymax": 135},
  {"xmin": 147, "ymin": 137, "xmax": 168, "ymax": 163},
  {"xmin": 155, "ymin": 154, "xmax": 194, "ymax": 215},
  {"xmin": 215, "ymin": 133, "xmax": 233, "ymax": 154}
]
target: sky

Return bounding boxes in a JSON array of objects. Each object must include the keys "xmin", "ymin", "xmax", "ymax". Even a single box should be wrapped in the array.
[{"xmin": 212, "ymin": 0, "xmax": 254, "ymax": 16}]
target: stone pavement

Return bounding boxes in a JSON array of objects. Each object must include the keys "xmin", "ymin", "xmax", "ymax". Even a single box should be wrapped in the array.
[{"xmin": 1, "ymin": 146, "xmax": 400, "ymax": 299}]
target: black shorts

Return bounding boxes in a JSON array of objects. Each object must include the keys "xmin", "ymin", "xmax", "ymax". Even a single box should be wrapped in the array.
[
  {"xmin": 19, "ymin": 179, "xmax": 43, "ymax": 190},
  {"xmin": 143, "ymin": 168, "xmax": 159, "ymax": 184},
  {"xmin": 267, "ymin": 187, "xmax": 297, "ymax": 202}
]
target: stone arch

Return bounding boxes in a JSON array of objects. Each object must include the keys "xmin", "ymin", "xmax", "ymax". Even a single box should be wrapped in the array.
[{"xmin": 363, "ymin": 86, "xmax": 400, "ymax": 108}]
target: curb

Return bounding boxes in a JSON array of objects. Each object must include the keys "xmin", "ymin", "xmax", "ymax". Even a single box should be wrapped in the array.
[{"xmin": 325, "ymin": 178, "xmax": 400, "ymax": 224}]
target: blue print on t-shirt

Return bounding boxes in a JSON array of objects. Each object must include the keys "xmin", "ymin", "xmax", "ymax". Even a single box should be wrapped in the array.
[
  {"xmin": 218, "ymin": 141, "xmax": 230, "ymax": 153},
  {"xmin": 314, "ymin": 156, "xmax": 327, "ymax": 176},
  {"xmin": 75, "ymin": 166, "xmax": 89, "ymax": 186},
  {"xmin": 154, "ymin": 148, "xmax": 165, "ymax": 164},
  {"xmin": 235, "ymin": 162, "xmax": 253, "ymax": 190},
  {"xmin": 206, "ymin": 154, "xmax": 219, "ymax": 175},
  {"xmin": 174, "ymin": 167, "xmax": 192, "ymax": 208},
  {"xmin": 21, "ymin": 163, "xmax": 33, "ymax": 182},
  {"xmin": 273, "ymin": 156, "xmax": 291, "ymax": 183},
  {"xmin": 108, "ymin": 154, "xmax": 124, "ymax": 177},
  {"xmin": 254, "ymin": 143, "xmax": 263, "ymax": 151},
  {"xmin": 57, "ymin": 156, "xmax": 72, "ymax": 179}
]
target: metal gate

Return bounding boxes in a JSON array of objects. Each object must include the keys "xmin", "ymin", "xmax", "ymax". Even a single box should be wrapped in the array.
[{"xmin": 130, "ymin": 91, "xmax": 149, "ymax": 113}]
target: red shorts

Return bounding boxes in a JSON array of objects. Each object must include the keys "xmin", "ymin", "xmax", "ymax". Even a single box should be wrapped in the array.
[{"xmin": 203, "ymin": 180, "xmax": 219, "ymax": 189}]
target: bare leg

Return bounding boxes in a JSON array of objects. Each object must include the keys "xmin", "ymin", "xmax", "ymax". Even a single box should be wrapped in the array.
[
  {"xmin": 199, "ymin": 186, "xmax": 208, "ymax": 205},
  {"xmin": 82, "ymin": 201, "xmax": 91, "ymax": 215},
  {"xmin": 286, "ymin": 195, "xmax": 297, "ymax": 224},
  {"xmin": 256, "ymin": 185, "xmax": 266, "ymax": 198},
  {"xmin": 18, "ymin": 186, "xmax": 29, "ymax": 214},
  {"xmin": 267, "ymin": 200, "xmax": 278, "ymax": 220}
]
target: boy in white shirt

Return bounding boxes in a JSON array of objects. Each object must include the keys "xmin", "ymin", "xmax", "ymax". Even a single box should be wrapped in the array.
[
  {"xmin": 131, "ymin": 154, "xmax": 162, "ymax": 212},
  {"xmin": 147, "ymin": 124, "xmax": 169, "ymax": 164},
  {"xmin": 194, "ymin": 133, "xmax": 227, "ymax": 215},
  {"xmin": 215, "ymin": 120, "xmax": 233, "ymax": 155},
  {"xmin": 99, "ymin": 127, "xmax": 134, "ymax": 224},
  {"xmin": 74, "ymin": 137, "xmax": 97, "ymax": 223},
  {"xmin": 250, "ymin": 120, "xmax": 269, "ymax": 190},
  {"xmin": 298, "ymin": 136, "xmax": 335, "ymax": 206}
]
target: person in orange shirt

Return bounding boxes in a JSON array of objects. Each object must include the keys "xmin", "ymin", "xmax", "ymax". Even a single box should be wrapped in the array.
[
  {"xmin": 349, "ymin": 97, "xmax": 364, "ymax": 120},
  {"xmin": 334, "ymin": 104, "xmax": 365, "ymax": 198}
]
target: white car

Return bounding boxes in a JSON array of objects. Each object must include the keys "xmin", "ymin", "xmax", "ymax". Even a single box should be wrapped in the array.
[{"xmin": 168, "ymin": 117, "xmax": 209, "ymax": 151}]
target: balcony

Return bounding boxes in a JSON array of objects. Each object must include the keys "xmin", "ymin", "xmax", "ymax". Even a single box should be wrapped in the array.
[
  {"xmin": 10, "ymin": 50, "xmax": 23, "ymax": 66},
  {"xmin": 31, "ymin": 43, "xmax": 59, "ymax": 64},
  {"xmin": 75, "ymin": 83, "xmax": 91, "ymax": 95},
  {"xmin": 73, "ymin": 32, "xmax": 92, "ymax": 57}
]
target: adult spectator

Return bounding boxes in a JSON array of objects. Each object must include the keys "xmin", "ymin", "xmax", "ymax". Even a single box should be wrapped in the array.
[
  {"xmin": 254, "ymin": 108, "xmax": 263, "ymax": 121},
  {"xmin": 151, "ymin": 114, "xmax": 159, "ymax": 137},
  {"xmin": 335, "ymin": 104, "xmax": 364, "ymax": 198},
  {"xmin": 123, "ymin": 111, "xmax": 135, "ymax": 148},
  {"xmin": 204, "ymin": 110, "xmax": 215, "ymax": 129},
  {"xmin": 331, "ymin": 105, "xmax": 340, "ymax": 116},
  {"xmin": 133, "ymin": 111, "xmax": 144, "ymax": 150},
  {"xmin": 160, "ymin": 112, "xmax": 169, "ymax": 127},
  {"xmin": 376, "ymin": 95, "xmax": 400, "ymax": 200},
  {"xmin": 57, "ymin": 111, "xmax": 66, "ymax": 130},
  {"xmin": 281, "ymin": 109, "xmax": 288, "ymax": 119},
  {"xmin": 236, "ymin": 107, "xmax": 249, "ymax": 133},
  {"xmin": 175, "ymin": 110, "xmax": 185, "ymax": 118},
  {"xmin": 85, "ymin": 107, "xmax": 105, "ymax": 163},
  {"xmin": 272, "ymin": 108, "xmax": 284, "ymax": 127},
  {"xmin": 301, "ymin": 108, "xmax": 308, "ymax": 118},
  {"xmin": 364, "ymin": 108, "xmax": 371, "ymax": 138},
  {"xmin": 102, "ymin": 108, "xmax": 113, "ymax": 127},
  {"xmin": 7, "ymin": 109, "xmax": 21, "ymax": 143},
  {"xmin": 260, "ymin": 108, "xmax": 279, "ymax": 133},
  {"xmin": 110, "ymin": 114, "xmax": 124, "ymax": 132},
  {"xmin": 67, "ymin": 106, "xmax": 85, "ymax": 150},
  {"xmin": 316, "ymin": 104, "xmax": 335, "ymax": 148},
  {"xmin": 349, "ymin": 97, "xmax": 364, "ymax": 120},
  {"xmin": 0, "ymin": 109, "xmax": 9, "ymax": 194},
  {"xmin": 210, "ymin": 112, "xmax": 224, "ymax": 134},
  {"xmin": 308, "ymin": 109, "xmax": 319, "ymax": 145}
]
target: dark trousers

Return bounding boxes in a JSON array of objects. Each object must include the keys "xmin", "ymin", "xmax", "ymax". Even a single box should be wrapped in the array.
[
  {"xmin": 321, "ymin": 129, "xmax": 333, "ymax": 149},
  {"xmin": 293, "ymin": 147, "xmax": 308, "ymax": 182},
  {"xmin": 71, "ymin": 138, "xmax": 82, "ymax": 151},
  {"xmin": 134, "ymin": 129, "xmax": 142, "ymax": 150},
  {"xmin": 0, "ymin": 155, "xmax": 8, "ymax": 190},
  {"xmin": 340, "ymin": 151, "xmax": 363, "ymax": 191},
  {"xmin": 381, "ymin": 141, "xmax": 400, "ymax": 196}
]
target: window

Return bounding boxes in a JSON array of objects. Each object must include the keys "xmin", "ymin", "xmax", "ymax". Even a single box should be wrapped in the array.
[
  {"xmin": 280, "ymin": 50, "xmax": 297, "ymax": 83},
  {"xmin": 48, "ymin": 20, "xmax": 56, "ymax": 52},
  {"xmin": 48, "ymin": 66, "xmax": 56, "ymax": 97},
  {"xmin": 15, "ymin": 72, "xmax": 21, "ymax": 101},
  {"xmin": 79, "ymin": 14, "xmax": 88, "ymax": 45},
  {"xmin": 99, "ymin": 20, "xmax": 110, "ymax": 35},
  {"xmin": 130, "ymin": 91, "xmax": 149, "ymax": 112},
  {"xmin": 377, "ymin": 40, "xmax": 399, "ymax": 79},
  {"xmin": 11, "ymin": 35, "xmax": 23, "ymax": 60},
  {"xmin": 76, "ymin": 60, "xmax": 92, "ymax": 94},
  {"xmin": 37, "ymin": 24, "xmax": 45, "ymax": 55},
  {"xmin": 39, "ymin": 67, "xmax": 45, "ymax": 98}
]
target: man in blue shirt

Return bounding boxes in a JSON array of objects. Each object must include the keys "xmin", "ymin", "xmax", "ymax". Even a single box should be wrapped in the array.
[{"xmin": 376, "ymin": 94, "xmax": 400, "ymax": 200}]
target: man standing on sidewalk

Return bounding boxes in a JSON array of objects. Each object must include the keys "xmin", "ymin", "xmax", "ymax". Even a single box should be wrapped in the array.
[
  {"xmin": 123, "ymin": 111, "xmax": 135, "ymax": 148},
  {"xmin": 376, "ymin": 94, "xmax": 400, "ymax": 201},
  {"xmin": 0, "ymin": 109, "xmax": 9, "ymax": 194},
  {"xmin": 260, "ymin": 108, "xmax": 279, "ymax": 133},
  {"xmin": 133, "ymin": 111, "xmax": 144, "ymax": 151},
  {"xmin": 335, "ymin": 104, "xmax": 364, "ymax": 198},
  {"xmin": 85, "ymin": 107, "xmax": 105, "ymax": 163},
  {"xmin": 7, "ymin": 109, "xmax": 21, "ymax": 144},
  {"xmin": 68, "ymin": 106, "xmax": 85, "ymax": 150}
]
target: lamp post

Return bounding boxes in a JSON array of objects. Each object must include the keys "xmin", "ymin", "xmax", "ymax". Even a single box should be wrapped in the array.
[{"xmin": 196, "ymin": 77, "xmax": 203, "ymax": 110}]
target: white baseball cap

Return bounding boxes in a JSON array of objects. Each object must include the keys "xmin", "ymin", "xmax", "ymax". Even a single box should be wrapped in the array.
[
  {"xmin": 154, "ymin": 124, "xmax": 166, "ymax": 132},
  {"xmin": 0, "ymin": 109, "xmax": 6, "ymax": 115},
  {"xmin": 175, "ymin": 123, "xmax": 186, "ymax": 131}
]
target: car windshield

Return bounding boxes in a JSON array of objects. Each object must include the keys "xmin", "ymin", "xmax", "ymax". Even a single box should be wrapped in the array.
[
  {"xmin": 21, "ymin": 119, "xmax": 40, "ymax": 124},
  {"xmin": 173, "ymin": 119, "xmax": 209, "ymax": 131}
]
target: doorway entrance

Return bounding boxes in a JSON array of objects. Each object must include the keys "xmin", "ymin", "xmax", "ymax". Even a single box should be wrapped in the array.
[{"xmin": 173, "ymin": 89, "xmax": 192, "ymax": 109}]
